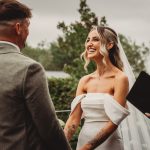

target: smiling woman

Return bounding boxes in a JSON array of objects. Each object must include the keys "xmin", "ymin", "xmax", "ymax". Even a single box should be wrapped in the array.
[
  {"xmin": 64, "ymin": 25, "xmax": 150, "ymax": 150},
  {"xmin": 82, "ymin": 26, "xmax": 123, "ymax": 73},
  {"xmin": 64, "ymin": 26, "xmax": 130, "ymax": 150}
]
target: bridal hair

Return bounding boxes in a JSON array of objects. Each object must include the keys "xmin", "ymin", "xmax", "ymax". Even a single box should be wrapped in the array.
[{"xmin": 81, "ymin": 26, "xmax": 124, "ymax": 71}]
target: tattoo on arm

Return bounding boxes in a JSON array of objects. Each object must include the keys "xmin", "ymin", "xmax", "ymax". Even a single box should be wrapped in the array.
[
  {"xmin": 87, "ymin": 129, "xmax": 107, "ymax": 149},
  {"xmin": 87, "ymin": 123, "xmax": 117, "ymax": 150},
  {"xmin": 64, "ymin": 124, "xmax": 77, "ymax": 141}
]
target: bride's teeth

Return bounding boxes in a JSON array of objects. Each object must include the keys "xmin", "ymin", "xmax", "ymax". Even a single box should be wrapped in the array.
[{"xmin": 89, "ymin": 48, "xmax": 95, "ymax": 52}]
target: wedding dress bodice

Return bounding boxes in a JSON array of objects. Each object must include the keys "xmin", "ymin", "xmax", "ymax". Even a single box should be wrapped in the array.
[
  {"xmin": 71, "ymin": 93, "xmax": 129, "ymax": 125},
  {"xmin": 81, "ymin": 93, "xmax": 112, "ymax": 123}
]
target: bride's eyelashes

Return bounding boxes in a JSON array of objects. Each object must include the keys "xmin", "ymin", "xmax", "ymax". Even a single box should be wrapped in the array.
[
  {"xmin": 86, "ymin": 36, "xmax": 100, "ymax": 43},
  {"xmin": 93, "ymin": 37, "xmax": 100, "ymax": 41}
]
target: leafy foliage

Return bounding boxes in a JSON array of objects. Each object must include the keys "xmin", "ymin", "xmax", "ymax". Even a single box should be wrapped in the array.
[
  {"xmin": 48, "ymin": 77, "xmax": 82, "ymax": 150},
  {"xmin": 48, "ymin": 77, "xmax": 77, "ymax": 121},
  {"xmin": 22, "ymin": 0, "xmax": 149, "ymax": 77},
  {"xmin": 49, "ymin": 0, "xmax": 149, "ymax": 79},
  {"xmin": 119, "ymin": 34, "xmax": 149, "ymax": 77},
  {"xmin": 49, "ymin": 0, "xmax": 103, "ymax": 79},
  {"xmin": 22, "ymin": 44, "xmax": 57, "ymax": 70}
]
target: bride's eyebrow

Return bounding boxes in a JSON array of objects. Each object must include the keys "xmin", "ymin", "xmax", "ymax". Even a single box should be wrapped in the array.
[
  {"xmin": 87, "ymin": 36, "xmax": 100, "ymax": 39},
  {"xmin": 93, "ymin": 36, "xmax": 100, "ymax": 39},
  {"xmin": 86, "ymin": 36, "xmax": 100, "ymax": 42}
]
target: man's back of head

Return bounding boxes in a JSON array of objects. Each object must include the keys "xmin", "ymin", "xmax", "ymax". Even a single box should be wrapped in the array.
[
  {"xmin": 0, "ymin": 0, "xmax": 32, "ymax": 21},
  {"xmin": 0, "ymin": 0, "xmax": 32, "ymax": 49}
]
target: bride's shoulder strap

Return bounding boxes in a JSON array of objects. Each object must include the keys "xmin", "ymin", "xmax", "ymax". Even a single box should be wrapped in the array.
[
  {"xmin": 104, "ymin": 95, "xmax": 130, "ymax": 125},
  {"xmin": 70, "ymin": 94, "xmax": 86, "ymax": 117}
]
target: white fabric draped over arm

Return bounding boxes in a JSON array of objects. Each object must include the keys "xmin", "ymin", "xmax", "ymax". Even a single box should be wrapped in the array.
[
  {"xmin": 104, "ymin": 95, "xmax": 130, "ymax": 125},
  {"xmin": 70, "ymin": 94, "xmax": 86, "ymax": 118}
]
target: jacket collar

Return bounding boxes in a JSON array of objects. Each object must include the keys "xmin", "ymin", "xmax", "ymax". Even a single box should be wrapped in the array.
[{"xmin": 0, "ymin": 41, "xmax": 21, "ymax": 54}]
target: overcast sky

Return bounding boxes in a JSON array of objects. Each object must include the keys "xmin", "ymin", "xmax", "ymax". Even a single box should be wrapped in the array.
[
  {"xmin": 20, "ymin": 0, "xmax": 150, "ymax": 46},
  {"xmin": 20, "ymin": 0, "xmax": 150, "ymax": 72}
]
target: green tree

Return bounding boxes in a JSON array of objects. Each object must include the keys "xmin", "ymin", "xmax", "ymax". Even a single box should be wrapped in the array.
[
  {"xmin": 50, "ymin": 0, "xmax": 149, "ymax": 78},
  {"xmin": 119, "ymin": 34, "xmax": 149, "ymax": 77},
  {"xmin": 22, "ymin": 44, "xmax": 56, "ymax": 70},
  {"xmin": 50, "ymin": 0, "xmax": 103, "ymax": 78}
]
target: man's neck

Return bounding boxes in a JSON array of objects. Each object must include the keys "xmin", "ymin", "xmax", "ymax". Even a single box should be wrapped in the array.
[
  {"xmin": 0, "ymin": 40, "xmax": 20, "ymax": 51},
  {"xmin": 0, "ymin": 37, "xmax": 19, "ymax": 47}
]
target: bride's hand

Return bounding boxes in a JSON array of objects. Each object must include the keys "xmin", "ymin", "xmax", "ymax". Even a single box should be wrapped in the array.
[{"xmin": 79, "ymin": 144, "xmax": 92, "ymax": 150}]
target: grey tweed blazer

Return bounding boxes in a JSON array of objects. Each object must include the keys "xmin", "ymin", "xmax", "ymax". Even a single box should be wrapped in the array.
[{"xmin": 0, "ymin": 41, "xmax": 71, "ymax": 150}]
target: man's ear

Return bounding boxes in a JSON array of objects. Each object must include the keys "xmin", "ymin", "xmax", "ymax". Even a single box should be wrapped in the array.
[
  {"xmin": 15, "ymin": 22, "xmax": 21, "ymax": 35},
  {"xmin": 107, "ymin": 42, "xmax": 114, "ymax": 50}
]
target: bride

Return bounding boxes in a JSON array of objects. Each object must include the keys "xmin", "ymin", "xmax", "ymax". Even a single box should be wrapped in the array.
[{"xmin": 64, "ymin": 26, "xmax": 150, "ymax": 150}]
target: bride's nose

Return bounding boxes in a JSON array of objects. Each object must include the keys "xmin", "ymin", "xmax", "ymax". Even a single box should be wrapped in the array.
[{"xmin": 87, "ymin": 40, "xmax": 93, "ymax": 47}]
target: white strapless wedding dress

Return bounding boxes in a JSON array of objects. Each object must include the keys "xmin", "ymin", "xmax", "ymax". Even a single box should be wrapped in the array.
[{"xmin": 70, "ymin": 93, "xmax": 150, "ymax": 150}]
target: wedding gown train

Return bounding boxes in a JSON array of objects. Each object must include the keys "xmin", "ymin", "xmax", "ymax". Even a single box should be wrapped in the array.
[{"xmin": 70, "ymin": 93, "xmax": 150, "ymax": 150}]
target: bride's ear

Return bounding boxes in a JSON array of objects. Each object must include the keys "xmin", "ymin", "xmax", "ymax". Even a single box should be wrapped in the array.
[{"xmin": 107, "ymin": 42, "xmax": 114, "ymax": 50}]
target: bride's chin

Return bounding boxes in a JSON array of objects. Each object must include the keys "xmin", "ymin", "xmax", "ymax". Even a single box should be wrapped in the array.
[{"xmin": 87, "ymin": 54, "xmax": 96, "ymax": 59}]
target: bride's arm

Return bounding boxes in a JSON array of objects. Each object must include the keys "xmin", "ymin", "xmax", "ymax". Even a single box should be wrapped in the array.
[
  {"xmin": 64, "ymin": 77, "xmax": 86, "ymax": 141},
  {"xmin": 80, "ymin": 74, "xmax": 129, "ymax": 150},
  {"xmin": 64, "ymin": 103, "xmax": 82, "ymax": 141}
]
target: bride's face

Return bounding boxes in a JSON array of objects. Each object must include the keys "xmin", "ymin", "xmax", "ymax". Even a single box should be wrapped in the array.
[{"xmin": 85, "ymin": 30, "xmax": 102, "ymax": 60}]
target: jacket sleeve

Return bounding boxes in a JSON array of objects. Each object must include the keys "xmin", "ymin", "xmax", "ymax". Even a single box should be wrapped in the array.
[{"xmin": 23, "ymin": 62, "xmax": 71, "ymax": 150}]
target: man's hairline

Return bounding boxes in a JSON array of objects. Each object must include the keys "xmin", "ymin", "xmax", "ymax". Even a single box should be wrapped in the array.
[{"xmin": 0, "ymin": 18, "xmax": 30, "ymax": 27}]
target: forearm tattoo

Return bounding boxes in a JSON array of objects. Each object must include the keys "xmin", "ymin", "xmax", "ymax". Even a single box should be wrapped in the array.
[
  {"xmin": 64, "ymin": 124, "xmax": 77, "ymax": 141},
  {"xmin": 87, "ymin": 129, "xmax": 109, "ymax": 150}
]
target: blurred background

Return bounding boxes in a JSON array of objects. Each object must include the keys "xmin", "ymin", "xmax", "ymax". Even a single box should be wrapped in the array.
[{"xmin": 20, "ymin": 0, "xmax": 150, "ymax": 149}]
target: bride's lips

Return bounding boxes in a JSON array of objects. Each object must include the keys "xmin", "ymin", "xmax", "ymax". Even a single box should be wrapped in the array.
[{"xmin": 87, "ymin": 47, "xmax": 96, "ymax": 54}]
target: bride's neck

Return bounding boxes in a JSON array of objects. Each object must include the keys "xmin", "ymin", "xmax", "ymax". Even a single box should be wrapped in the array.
[{"xmin": 96, "ymin": 59, "xmax": 114, "ymax": 76}]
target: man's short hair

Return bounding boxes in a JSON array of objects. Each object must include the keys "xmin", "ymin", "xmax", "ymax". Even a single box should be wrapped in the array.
[{"xmin": 0, "ymin": 0, "xmax": 32, "ymax": 21}]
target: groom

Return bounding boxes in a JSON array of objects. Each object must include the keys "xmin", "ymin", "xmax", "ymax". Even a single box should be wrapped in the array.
[{"xmin": 0, "ymin": 0, "xmax": 71, "ymax": 149}]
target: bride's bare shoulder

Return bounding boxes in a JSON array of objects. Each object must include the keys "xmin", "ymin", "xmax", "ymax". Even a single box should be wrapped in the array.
[
  {"xmin": 79, "ymin": 73, "xmax": 93, "ymax": 84},
  {"xmin": 115, "ymin": 70, "xmax": 129, "ymax": 86},
  {"xmin": 76, "ymin": 74, "xmax": 93, "ymax": 95}
]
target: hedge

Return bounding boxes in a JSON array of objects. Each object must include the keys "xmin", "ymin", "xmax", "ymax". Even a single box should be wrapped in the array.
[{"xmin": 47, "ymin": 77, "xmax": 80, "ymax": 149}]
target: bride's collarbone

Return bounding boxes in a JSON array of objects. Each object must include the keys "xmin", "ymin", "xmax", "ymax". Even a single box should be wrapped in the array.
[
  {"xmin": 90, "ymin": 72, "xmax": 116, "ymax": 80},
  {"xmin": 91, "ymin": 75, "xmax": 116, "ymax": 81}
]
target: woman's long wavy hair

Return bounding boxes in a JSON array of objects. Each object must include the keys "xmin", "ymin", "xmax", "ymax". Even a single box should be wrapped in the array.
[{"xmin": 81, "ymin": 26, "xmax": 124, "ymax": 71}]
